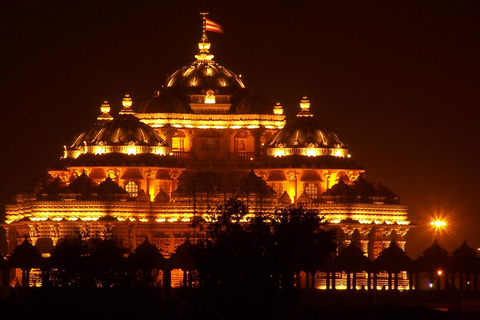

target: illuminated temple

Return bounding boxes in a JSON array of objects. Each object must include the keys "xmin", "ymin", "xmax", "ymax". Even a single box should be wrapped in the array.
[{"xmin": 3, "ymin": 25, "xmax": 411, "ymax": 287}]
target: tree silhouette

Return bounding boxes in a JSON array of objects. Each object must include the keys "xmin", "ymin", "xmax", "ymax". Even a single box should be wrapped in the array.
[
  {"xmin": 273, "ymin": 207, "xmax": 336, "ymax": 290},
  {"xmin": 49, "ymin": 237, "xmax": 84, "ymax": 287},
  {"xmin": 85, "ymin": 238, "xmax": 126, "ymax": 287}
]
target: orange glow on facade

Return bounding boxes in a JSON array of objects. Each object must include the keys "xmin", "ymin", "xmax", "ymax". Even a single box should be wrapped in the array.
[{"xmin": 3, "ymin": 23, "xmax": 411, "ymax": 293}]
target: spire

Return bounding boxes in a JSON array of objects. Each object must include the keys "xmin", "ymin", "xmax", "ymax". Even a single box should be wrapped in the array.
[{"xmin": 195, "ymin": 13, "xmax": 215, "ymax": 62}]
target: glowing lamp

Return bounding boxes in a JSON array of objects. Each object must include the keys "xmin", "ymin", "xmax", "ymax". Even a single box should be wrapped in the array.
[
  {"xmin": 122, "ymin": 94, "xmax": 132, "ymax": 108},
  {"xmin": 273, "ymin": 102, "xmax": 283, "ymax": 115},
  {"xmin": 300, "ymin": 97, "xmax": 310, "ymax": 111},
  {"xmin": 306, "ymin": 148, "xmax": 316, "ymax": 157},
  {"xmin": 274, "ymin": 149, "xmax": 285, "ymax": 157},
  {"xmin": 101, "ymin": 101, "xmax": 111, "ymax": 114},
  {"xmin": 204, "ymin": 90, "xmax": 215, "ymax": 103}
]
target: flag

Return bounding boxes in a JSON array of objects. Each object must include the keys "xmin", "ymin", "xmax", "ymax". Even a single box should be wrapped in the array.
[{"xmin": 205, "ymin": 18, "xmax": 223, "ymax": 34}]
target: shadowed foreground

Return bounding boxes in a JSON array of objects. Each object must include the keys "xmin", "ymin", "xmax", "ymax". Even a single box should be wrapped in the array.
[{"xmin": 2, "ymin": 286, "xmax": 479, "ymax": 320}]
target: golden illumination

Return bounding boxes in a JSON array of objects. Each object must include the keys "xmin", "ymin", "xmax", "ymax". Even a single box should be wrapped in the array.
[
  {"xmin": 306, "ymin": 148, "xmax": 316, "ymax": 157},
  {"xmin": 204, "ymin": 90, "xmax": 216, "ymax": 104},
  {"xmin": 273, "ymin": 102, "xmax": 283, "ymax": 115},
  {"xmin": 122, "ymin": 94, "xmax": 132, "ymax": 108},
  {"xmin": 274, "ymin": 149, "xmax": 285, "ymax": 157},
  {"xmin": 127, "ymin": 142, "xmax": 137, "ymax": 155},
  {"xmin": 300, "ymin": 97, "xmax": 310, "ymax": 111},
  {"xmin": 101, "ymin": 101, "xmax": 110, "ymax": 114},
  {"xmin": 430, "ymin": 219, "xmax": 447, "ymax": 229}
]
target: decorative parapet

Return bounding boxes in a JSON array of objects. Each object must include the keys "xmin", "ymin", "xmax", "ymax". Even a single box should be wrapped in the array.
[
  {"xmin": 136, "ymin": 113, "xmax": 285, "ymax": 130},
  {"xmin": 5, "ymin": 199, "xmax": 409, "ymax": 226}
]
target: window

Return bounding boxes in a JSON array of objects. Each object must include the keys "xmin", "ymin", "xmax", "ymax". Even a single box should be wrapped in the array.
[
  {"xmin": 172, "ymin": 137, "xmax": 184, "ymax": 151},
  {"xmin": 125, "ymin": 181, "xmax": 139, "ymax": 197},
  {"xmin": 305, "ymin": 183, "xmax": 318, "ymax": 199},
  {"xmin": 203, "ymin": 138, "xmax": 218, "ymax": 150}
]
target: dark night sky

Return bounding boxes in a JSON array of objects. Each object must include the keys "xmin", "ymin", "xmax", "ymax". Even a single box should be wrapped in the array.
[{"xmin": 1, "ymin": 1, "xmax": 479, "ymax": 258}]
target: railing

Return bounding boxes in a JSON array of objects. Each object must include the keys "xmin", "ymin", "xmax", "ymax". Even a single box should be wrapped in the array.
[
  {"xmin": 231, "ymin": 152, "xmax": 255, "ymax": 160},
  {"xmin": 171, "ymin": 151, "xmax": 189, "ymax": 159}
]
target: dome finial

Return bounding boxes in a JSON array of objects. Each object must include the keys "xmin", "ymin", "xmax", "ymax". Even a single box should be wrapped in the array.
[
  {"xmin": 273, "ymin": 102, "xmax": 283, "ymax": 115},
  {"xmin": 97, "ymin": 100, "xmax": 114, "ymax": 121},
  {"xmin": 297, "ymin": 96, "xmax": 313, "ymax": 117},
  {"xmin": 119, "ymin": 94, "xmax": 135, "ymax": 115}
]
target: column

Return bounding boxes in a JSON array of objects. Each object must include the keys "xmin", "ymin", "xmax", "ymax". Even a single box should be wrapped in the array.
[
  {"xmin": 341, "ymin": 226, "xmax": 354, "ymax": 248},
  {"xmin": 161, "ymin": 126, "xmax": 177, "ymax": 149},
  {"xmin": 359, "ymin": 227, "xmax": 371, "ymax": 257}
]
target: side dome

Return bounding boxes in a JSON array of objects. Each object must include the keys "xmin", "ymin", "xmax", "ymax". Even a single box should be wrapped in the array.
[
  {"xmin": 267, "ymin": 97, "xmax": 349, "ymax": 158},
  {"xmin": 92, "ymin": 114, "xmax": 166, "ymax": 146},
  {"xmin": 64, "ymin": 96, "xmax": 170, "ymax": 158},
  {"xmin": 136, "ymin": 92, "xmax": 188, "ymax": 113},
  {"xmin": 235, "ymin": 92, "xmax": 271, "ymax": 114},
  {"xmin": 69, "ymin": 101, "xmax": 114, "ymax": 149}
]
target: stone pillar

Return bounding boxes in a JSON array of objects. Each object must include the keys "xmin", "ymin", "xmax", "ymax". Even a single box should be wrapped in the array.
[
  {"xmin": 253, "ymin": 128, "xmax": 265, "ymax": 158},
  {"xmin": 341, "ymin": 226, "xmax": 354, "ymax": 248},
  {"xmin": 51, "ymin": 224, "xmax": 60, "ymax": 246},
  {"xmin": 28, "ymin": 225, "xmax": 39, "ymax": 246},
  {"xmin": 474, "ymin": 272, "xmax": 478, "ymax": 291},
  {"xmin": 395, "ymin": 228, "xmax": 408, "ymax": 251},
  {"xmin": 358, "ymin": 227, "xmax": 371, "ymax": 257},
  {"xmin": 326, "ymin": 271, "xmax": 330, "ymax": 290},
  {"xmin": 161, "ymin": 126, "xmax": 177, "ymax": 149},
  {"xmin": 408, "ymin": 271, "xmax": 414, "ymax": 290}
]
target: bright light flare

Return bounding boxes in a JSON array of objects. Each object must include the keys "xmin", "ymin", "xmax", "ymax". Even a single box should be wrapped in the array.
[{"xmin": 430, "ymin": 219, "xmax": 447, "ymax": 229}]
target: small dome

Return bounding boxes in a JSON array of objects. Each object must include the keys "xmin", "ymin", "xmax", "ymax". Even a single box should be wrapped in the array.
[
  {"xmin": 69, "ymin": 124, "xmax": 104, "ymax": 149},
  {"xmin": 92, "ymin": 114, "xmax": 166, "ymax": 146},
  {"xmin": 269, "ymin": 116, "xmax": 344, "ymax": 148},
  {"xmin": 267, "ymin": 98, "xmax": 348, "ymax": 158},
  {"xmin": 235, "ymin": 92, "xmax": 271, "ymax": 114},
  {"xmin": 64, "ymin": 111, "xmax": 170, "ymax": 159},
  {"xmin": 136, "ymin": 92, "xmax": 188, "ymax": 113}
]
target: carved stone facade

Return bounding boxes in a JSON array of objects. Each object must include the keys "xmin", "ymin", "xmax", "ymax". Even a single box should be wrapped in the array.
[{"xmin": 3, "ymin": 30, "xmax": 411, "ymax": 261}]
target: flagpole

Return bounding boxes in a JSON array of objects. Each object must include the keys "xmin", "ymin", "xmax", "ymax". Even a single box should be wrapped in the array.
[{"xmin": 200, "ymin": 12, "xmax": 208, "ymax": 43}]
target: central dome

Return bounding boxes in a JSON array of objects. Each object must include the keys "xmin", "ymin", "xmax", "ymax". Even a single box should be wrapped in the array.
[
  {"xmin": 165, "ymin": 62, "xmax": 245, "ymax": 94},
  {"xmin": 136, "ymin": 40, "xmax": 274, "ymax": 114}
]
